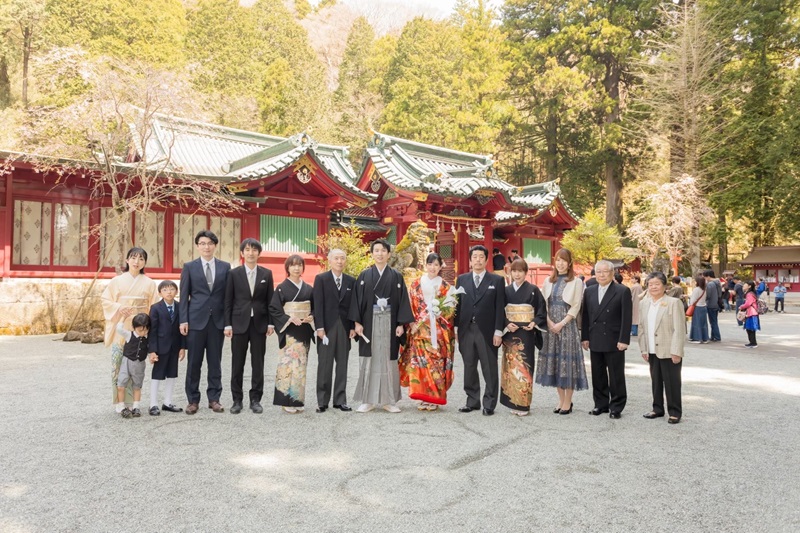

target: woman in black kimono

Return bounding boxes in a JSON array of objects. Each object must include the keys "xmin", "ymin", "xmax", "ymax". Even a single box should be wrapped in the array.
[
  {"xmin": 270, "ymin": 254, "xmax": 314, "ymax": 413},
  {"xmin": 501, "ymin": 258, "xmax": 547, "ymax": 416}
]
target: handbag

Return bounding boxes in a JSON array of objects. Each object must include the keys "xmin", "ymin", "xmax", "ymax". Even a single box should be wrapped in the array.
[
  {"xmin": 737, "ymin": 310, "xmax": 746, "ymax": 322},
  {"xmin": 686, "ymin": 288, "xmax": 706, "ymax": 317}
]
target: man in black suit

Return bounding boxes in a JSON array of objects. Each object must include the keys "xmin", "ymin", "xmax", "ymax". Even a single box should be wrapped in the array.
[
  {"xmin": 179, "ymin": 230, "xmax": 231, "ymax": 415},
  {"xmin": 224, "ymin": 238, "xmax": 274, "ymax": 415},
  {"xmin": 581, "ymin": 260, "xmax": 632, "ymax": 419},
  {"xmin": 454, "ymin": 245, "xmax": 506, "ymax": 415},
  {"xmin": 312, "ymin": 249, "xmax": 356, "ymax": 413}
]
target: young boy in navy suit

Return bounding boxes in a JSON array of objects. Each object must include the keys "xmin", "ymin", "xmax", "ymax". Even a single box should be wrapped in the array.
[{"xmin": 148, "ymin": 280, "xmax": 186, "ymax": 416}]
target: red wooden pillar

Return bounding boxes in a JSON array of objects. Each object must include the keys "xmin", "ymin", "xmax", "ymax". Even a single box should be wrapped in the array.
[
  {"xmin": 483, "ymin": 220, "xmax": 493, "ymax": 254},
  {"xmin": 455, "ymin": 223, "xmax": 469, "ymax": 276},
  {"xmin": 1, "ymin": 172, "xmax": 12, "ymax": 276}
]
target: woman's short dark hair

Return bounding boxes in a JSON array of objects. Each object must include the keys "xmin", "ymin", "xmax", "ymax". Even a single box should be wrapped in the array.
[
  {"xmin": 426, "ymin": 253, "xmax": 442, "ymax": 266},
  {"xmin": 240, "ymin": 238, "xmax": 262, "ymax": 253},
  {"xmin": 671, "ymin": 275, "xmax": 682, "ymax": 285},
  {"xmin": 131, "ymin": 313, "xmax": 151, "ymax": 329},
  {"xmin": 633, "ymin": 275, "xmax": 641, "ymax": 283},
  {"xmin": 123, "ymin": 247, "xmax": 148, "ymax": 273},
  {"xmin": 371, "ymin": 239, "xmax": 391, "ymax": 253},
  {"xmin": 194, "ymin": 230, "xmax": 219, "ymax": 245},
  {"xmin": 510, "ymin": 258, "xmax": 528, "ymax": 273},
  {"xmin": 284, "ymin": 254, "xmax": 305, "ymax": 275},
  {"xmin": 646, "ymin": 271, "xmax": 668, "ymax": 287},
  {"xmin": 694, "ymin": 274, "xmax": 706, "ymax": 290}
]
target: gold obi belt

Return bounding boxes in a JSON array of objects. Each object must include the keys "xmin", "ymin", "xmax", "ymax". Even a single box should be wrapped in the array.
[
  {"xmin": 505, "ymin": 304, "xmax": 534, "ymax": 325},
  {"xmin": 283, "ymin": 301, "xmax": 311, "ymax": 321}
]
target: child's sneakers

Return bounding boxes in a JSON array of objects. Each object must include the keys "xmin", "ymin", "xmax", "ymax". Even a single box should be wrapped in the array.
[
  {"xmin": 149, "ymin": 406, "xmax": 160, "ymax": 416},
  {"xmin": 121, "ymin": 407, "xmax": 133, "ymax": 419},
  {"xmin": 131, "ymin": 408, "xmax": 141, "ymax": 417}
]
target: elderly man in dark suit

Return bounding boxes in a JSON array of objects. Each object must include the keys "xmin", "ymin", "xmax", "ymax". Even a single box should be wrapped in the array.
[
  {"xmin": 454, "ymin": 245, "xmax": 506, "ymax": 416},
  {"xmin": 224, "ymin": 238, "xmax": 274, "ymax": 415},
  {"xmin": 581, "ymin": 260, "xmax": 632, "ymax": 419},
  {"xmin": 179, "ymin": 230, "xmax": 231, "ymax": 415},
  {"xmin": 312, "ymin": 249, "xmax": 356, "ymax": 413}
]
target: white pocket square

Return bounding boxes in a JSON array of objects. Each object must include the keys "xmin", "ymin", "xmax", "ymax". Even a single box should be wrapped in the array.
[
  {"xmin": 488, "ymin": 285, "xmax": 496, "ymax": 290},
  {"xmin": 259, "ymin": 280, "xmax": 266, "ymax": 283},
  {"xmin": 346, "ymin": 288, "xmax": 351, "ymax": 291}
]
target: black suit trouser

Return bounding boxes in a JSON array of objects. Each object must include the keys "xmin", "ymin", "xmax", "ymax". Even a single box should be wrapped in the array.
[
  {"xmin": 648, "ymin": 353, "xmax": 682, "ymax": 418},
  {"xmin": 316, "ymin": 319, "xmax": 349, "ymax": 407},
  {"xmin": 460, "ymin": 323, "xmax": 499, "ymax": 410},
  {"xmin": 589, "ymin": 349, "xmax": 627, "ymax": 413},
  {"xmin": 231, "ymin": 317, "xmax": 267, "ymax": 404},
  {"xmin": 185, "ymin": 325, "xmax": 225, "ymax": 404}
]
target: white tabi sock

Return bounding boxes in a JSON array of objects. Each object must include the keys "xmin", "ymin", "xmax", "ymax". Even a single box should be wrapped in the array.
[
  {"xmin": 150, "ymin": 379, "xmax": 161, "ymax": 408},
  {"xmin": 164, "ymin": 378, "xmax": 176, "ymax": 406}
]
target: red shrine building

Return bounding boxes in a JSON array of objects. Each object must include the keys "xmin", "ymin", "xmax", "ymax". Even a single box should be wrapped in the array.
[
  {"xmin": 1, "ymin": 113, "xmax": 374, "ymax": 284},
  {"xmin": 0, "ymin": 114, "xmax": 578, "ymax": 332},
  {"xmin": 358, "ymin": 132, "xmax": 578, "ymax": 284}
]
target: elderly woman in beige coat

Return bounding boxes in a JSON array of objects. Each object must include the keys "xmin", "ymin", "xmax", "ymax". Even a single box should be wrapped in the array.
[{"xmin": 638, "ymin": 271, "xmax": 685, "ymax": 424}]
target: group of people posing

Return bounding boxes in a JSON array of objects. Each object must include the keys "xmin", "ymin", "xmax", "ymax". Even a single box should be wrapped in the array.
[{"xmin": 102, "ymin": 231, "xmax": 688, "ymax": 424}]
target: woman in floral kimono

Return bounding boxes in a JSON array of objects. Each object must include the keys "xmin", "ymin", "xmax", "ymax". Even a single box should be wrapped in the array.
[
  {"xmin": 399, "ymin": 253, "xmax": 458, "ymax": 410},
  {"xmin": 101, "ymin": 247, "xmax": 159, "ymax": 411},
  {"xmin": 501, "ymin": 259, "xmax": 547, "ymax": 416},
  {"xmin": 270, "ymin": 255, "xmax": 314, "ymax": 413}
]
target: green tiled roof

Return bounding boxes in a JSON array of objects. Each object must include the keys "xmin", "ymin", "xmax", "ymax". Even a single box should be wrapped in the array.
[
  {"xmin": 364, "ymin": 132, "xmax": 575, "ymax": 214},
  {"xmin": 130, "ymin": 110, "xmax": 372, "ymax": 200}
]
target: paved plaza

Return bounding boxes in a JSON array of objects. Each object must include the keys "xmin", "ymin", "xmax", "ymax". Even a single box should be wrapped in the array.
[{"xmin": 1, "ymin": 310, "xmax": 798, "ymax": 533}]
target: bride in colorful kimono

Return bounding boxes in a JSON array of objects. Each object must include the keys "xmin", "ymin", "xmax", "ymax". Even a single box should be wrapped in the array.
[
  {"xmin": 501, "ymin": 258, "xmax": 547, "ymax": 416},
  {"xmin": 399, "ymin": 253, "xmax": 459, "ymax": 411},
  {"xmin": 270, "ymin": 254, "xmax": 315, "ymax": 414},
  {"xmin": 101, "ymin": 247, "xmax": 159, "ymax": 412}
]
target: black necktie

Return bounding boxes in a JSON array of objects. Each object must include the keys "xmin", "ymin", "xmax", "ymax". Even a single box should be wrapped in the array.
[
  {"xmin": 336, "ymin": 277, "xmax": 341, "ymax": 291},
  {"xmin": 167, "ymin": 305, "xmax": 174, "ymax": 321}
]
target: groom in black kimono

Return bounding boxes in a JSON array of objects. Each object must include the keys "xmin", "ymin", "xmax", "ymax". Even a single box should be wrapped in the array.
[
  {"xmin": 349, "ymin": 239, "xmax": 413, "ymax": 412},
  {"xmin": 454, "ymin": 245, "xmax": 506, "ymax": 415}
]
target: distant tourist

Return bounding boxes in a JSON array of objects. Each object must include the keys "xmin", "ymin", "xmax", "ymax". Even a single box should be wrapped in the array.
[
  {"xmin": 773, "ymin": 281, "xmax": 787, "ymax": 313},
  {"xmin": 688, "ymin": 275, "xmax": 709, "ymax": 344},
  {"xmin": 630, "ymin": 275, "xmax": 644, "ymax": 336},
  {"xmin": 704, "ymin": 270, "xmax": 723, "ymax": 342},
  {"xmin": 738, "ymin": 280, "xmax": 760, "ymax": 348}
]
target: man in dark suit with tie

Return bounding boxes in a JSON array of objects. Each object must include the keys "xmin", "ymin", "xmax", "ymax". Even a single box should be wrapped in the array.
[
  {"xmin": 581, "ymin": 260, "xmax": 632, "ymax": 419},
  {"xmin": 312, "ymin": 249, "xmax": 356, "ymax": 413},
  {"xmin": 454, "ymin": 245, "xmax": 506, "ymax": 415},
  {"xmin": 224, "ymin": 238, "xmax": 274, "ymax": 415},
  {"xmin": 179, "ymin": 230, "xmax": 231, "ymax": 415}
]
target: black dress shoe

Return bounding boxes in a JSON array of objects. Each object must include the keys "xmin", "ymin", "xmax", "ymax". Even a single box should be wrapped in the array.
[
  {"xmin": 230, "ymin": 403, "xmax": 243, "ymax": 414},
  {"xmin": 250, "ymin": 401, "xmax": 263, "ymax": 414},
  {"xmin": 609, "ymin": 412, "xmax": 622, "ymax": 419},
  {"xmin": 162, "ymin": 404, "xmax": 183, "ymax": 413},
  {"xmin": 559, "ymin": 403, "xmax": 573, "ymax": 415},
  {"xmin": 589, "ymin": 407, "xmax": 609, "ymax": 416},
  {"xmin": 668, "ymin": 416, "xmax": 681, "ymax": 424},
  {"xmin": 333, "ymin": 404, "xmax": 352, "ymax": 412},
  {"xmin": 458, "ymin": 406, "xmax": 477, "ymax": 413},
  {"xmin": 482, "ymin": 408, "xmax": 494, "ymax": 416},
  {"xmin": 643, "ymin": 411, "xmax": 664, "ymax": 419},
  {"xmin": 316, "ymin": 406, "xmax": 328, "ymax": 413},
  {"xmin": 553, "ymin": 407, "xmax": 561, "ymax": 414}
]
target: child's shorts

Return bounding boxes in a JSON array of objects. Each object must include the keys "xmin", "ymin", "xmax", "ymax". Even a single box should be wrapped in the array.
[
  {"xmin": 151, "ymin": 350, "xmax": 179, "ymax": 380},
  {"xmin": 118, "ymin": 358, "xmax": 146, "ymax": 389}
]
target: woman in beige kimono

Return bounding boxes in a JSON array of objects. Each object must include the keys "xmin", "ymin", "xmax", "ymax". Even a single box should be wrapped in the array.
[{"xmin": 102, "ymin": 247, "xmax": 159, "ymax": 411}]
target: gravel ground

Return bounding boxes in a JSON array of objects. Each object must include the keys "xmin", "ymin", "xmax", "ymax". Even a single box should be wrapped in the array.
[{"xmin": 1, "ymin": 310, "xmax": 798, "ymax": 533}]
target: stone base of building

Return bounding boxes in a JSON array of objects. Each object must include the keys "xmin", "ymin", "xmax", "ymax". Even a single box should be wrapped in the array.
[{"xmin": 0, "ymin": 279, "xmax": 107, "ymax": 335}]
